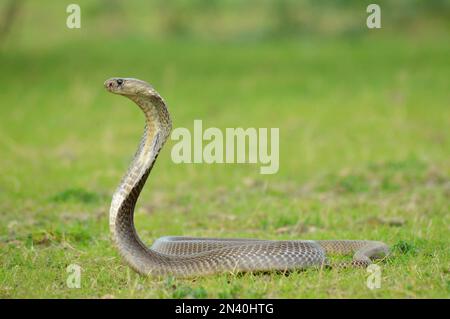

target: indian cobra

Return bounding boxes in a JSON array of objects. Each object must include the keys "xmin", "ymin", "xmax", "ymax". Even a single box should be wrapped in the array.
[{"xmin": 104, "ymin": 77, "xmax": 389, "ymax": 277}]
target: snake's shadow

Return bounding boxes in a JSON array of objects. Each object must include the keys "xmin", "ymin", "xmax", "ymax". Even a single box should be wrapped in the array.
[{"xmin": 232, "ymin": 265, "xmax": 333, "ymax": 278}]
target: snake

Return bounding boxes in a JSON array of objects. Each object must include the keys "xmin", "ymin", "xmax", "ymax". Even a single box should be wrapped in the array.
[{"xmin": 104, "ymin": 77, "xmax": 389, "ymax": 277}]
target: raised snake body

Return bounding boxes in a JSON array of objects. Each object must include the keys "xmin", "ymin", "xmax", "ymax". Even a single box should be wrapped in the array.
[{"xmin": 105, "ymin": 77, "xmax": 389, "ymax": 277}]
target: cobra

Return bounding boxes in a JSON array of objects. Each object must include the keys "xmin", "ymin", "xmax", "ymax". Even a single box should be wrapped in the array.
[{"xmin": 104, "ymin": 77, "xmax": 389, "ymax": 277}]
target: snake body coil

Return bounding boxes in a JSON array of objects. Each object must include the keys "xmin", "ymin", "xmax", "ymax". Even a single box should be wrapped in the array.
[{"xmin": 105, "ymin": 77, "xmax": 389, "ymax": 277}]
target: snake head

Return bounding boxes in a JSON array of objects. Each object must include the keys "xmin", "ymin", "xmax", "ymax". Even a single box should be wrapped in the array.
[{"xmin": 104, "ymin": 77, "xmax": 155, "ymax": 97}]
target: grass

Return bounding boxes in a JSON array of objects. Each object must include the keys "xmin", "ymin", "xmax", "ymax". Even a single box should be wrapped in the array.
[{"xmin": 0, "ymin": 3, "xmax": 449, "ymax": 299}]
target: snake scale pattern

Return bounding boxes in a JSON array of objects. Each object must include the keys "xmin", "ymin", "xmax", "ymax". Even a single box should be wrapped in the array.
[{"xmin": 105, "ymin": 77, "xmax": 389, "ymax": 277}]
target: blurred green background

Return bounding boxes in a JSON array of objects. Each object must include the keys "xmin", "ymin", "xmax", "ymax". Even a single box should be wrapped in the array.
[{"xmin": 0, "ymin": 1, "xmax": 449, "ymax": 298}]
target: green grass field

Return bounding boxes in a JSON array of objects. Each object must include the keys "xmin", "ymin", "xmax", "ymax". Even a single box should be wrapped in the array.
[{"xmin": 0, "ymin": 1, "xmax": 449, "ymax": 298}]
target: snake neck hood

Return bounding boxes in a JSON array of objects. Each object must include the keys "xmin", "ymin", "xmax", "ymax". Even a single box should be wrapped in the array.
[{"xmin": 105, "ymin": 78, "xmax": 172, "ymax": 275}]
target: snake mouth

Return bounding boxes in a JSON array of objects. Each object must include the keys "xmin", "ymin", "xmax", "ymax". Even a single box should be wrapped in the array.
[
  {"xmin": 104, "ymin": 79, "xmax": 116, "ymax": 92},
  {"xmin": 104, "ymin": 78, "xmax": 124, "ymax": 93}
]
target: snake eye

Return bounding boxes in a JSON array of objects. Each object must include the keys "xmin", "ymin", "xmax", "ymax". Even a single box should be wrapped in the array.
[{"xmin": 116, "ymin": 79, "xmax": 124, "ymax": 85}]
